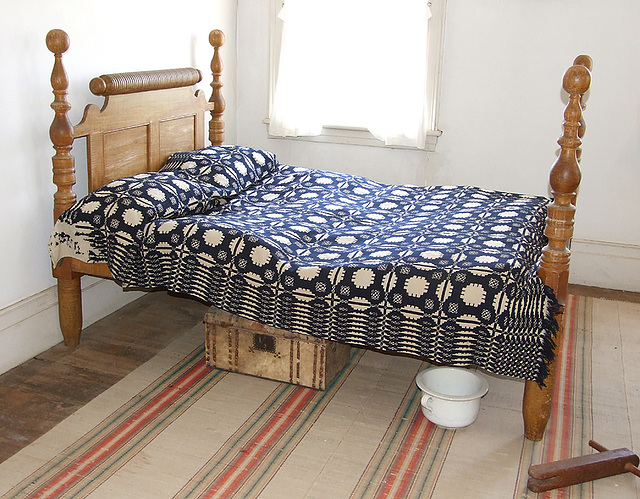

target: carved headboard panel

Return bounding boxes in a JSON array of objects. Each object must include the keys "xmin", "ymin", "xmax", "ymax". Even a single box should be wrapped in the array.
[{"xmin": 74, "ymin": 71, "xmax": 212, "ymax": 191}]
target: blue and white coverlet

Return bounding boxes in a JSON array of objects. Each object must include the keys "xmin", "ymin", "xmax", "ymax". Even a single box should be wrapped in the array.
[{"xmin": 49, "ymin": 145, "xmax": 558, "ymax": 384}]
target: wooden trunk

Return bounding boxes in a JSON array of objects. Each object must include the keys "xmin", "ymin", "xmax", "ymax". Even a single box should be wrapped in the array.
[{"xmin": 204, "ymin": 307, "xmax": 351, "ymax": 390}]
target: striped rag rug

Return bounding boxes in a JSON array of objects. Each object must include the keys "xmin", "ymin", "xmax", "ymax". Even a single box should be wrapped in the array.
[{"xmin": 0, "ymin": 295, "xmax": 593, "ymax": 498}]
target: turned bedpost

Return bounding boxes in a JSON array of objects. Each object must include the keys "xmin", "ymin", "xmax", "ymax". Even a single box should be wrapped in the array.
[
  {"xmin": 540, "ymin": 61, "xmax": 591, "ymax": 302},
  {"xmin": 209, "ymin": 29, "xmax": 225, "ymax": 145},
  {"xmin": 47, "ymin": 29, "xmax": 83, "ymax": 347},
  {"xmin": 523, "ymin": 57, "xmax": 592, "ymax": 441},
  {"xmin": 47, "ymin": 29, "xmax": 77, "ymax": 222}
]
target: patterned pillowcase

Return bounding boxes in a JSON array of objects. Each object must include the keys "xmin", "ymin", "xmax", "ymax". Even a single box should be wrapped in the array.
[{"xmin": 160, "ymin": 145, "xmax": 278, "ymax": 194}]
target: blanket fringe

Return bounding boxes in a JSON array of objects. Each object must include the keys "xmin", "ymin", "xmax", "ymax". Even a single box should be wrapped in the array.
[{"xmin": 535, "ymin": 285, "xmax": 562, "ymax": 387}]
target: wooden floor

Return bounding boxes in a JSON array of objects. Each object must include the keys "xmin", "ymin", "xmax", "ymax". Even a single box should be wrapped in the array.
[
  {"xmin": 0, "ymin": 291, "xmax": 209, "ymax": 464},
  {"xmin": 0, "ymin": 285, "xmax": 636, "ymax": 465}
]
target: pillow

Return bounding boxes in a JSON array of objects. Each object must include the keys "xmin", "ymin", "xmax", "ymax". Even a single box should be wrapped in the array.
[{"xmin": 160, "ymin": 145, "xmax": 278, "ymax": 194}]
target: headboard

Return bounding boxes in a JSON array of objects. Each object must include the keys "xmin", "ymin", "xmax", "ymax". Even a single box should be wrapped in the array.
[{"xmin": 46, "ymin": 29, "xmax": 226, "ymax": 221}]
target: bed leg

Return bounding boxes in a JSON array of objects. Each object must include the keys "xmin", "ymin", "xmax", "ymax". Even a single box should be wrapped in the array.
[
  {"xmin": 523, "ymin": 308, "xmax": 566, "ymax": 441},
  {"xmin": 523, "ymin": 378, "xmax": 554, "ymax": 441},
  {"xmin": 57, "ymin": 276, "xmax": 83, "ymax": 347}
]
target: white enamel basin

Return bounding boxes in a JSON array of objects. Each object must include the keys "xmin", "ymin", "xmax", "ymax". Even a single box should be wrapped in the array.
[{"xmin": 415, "ymin": 367, "xmax": 489, "ymax": 429}]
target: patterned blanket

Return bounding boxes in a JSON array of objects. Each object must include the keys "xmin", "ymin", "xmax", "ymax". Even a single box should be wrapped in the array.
[{"xmin": 49, "ymin": 145, "xmax": 558, "ymax": 384}]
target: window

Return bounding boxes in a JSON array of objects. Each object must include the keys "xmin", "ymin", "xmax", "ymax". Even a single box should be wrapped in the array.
[{"xmin": 268, "ymin": 0, "xmax": 446, "ymax": 151}]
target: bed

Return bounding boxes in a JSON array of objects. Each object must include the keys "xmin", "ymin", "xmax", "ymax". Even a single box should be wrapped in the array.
[{"xmin": 45, "ymin": 28, "xmax": 592, "ymax": 442}]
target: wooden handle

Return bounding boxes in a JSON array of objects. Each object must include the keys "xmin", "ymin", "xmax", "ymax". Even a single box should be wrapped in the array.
[
  {"xmin": 589, "ymin": 440, "xmax": 608, "ymax": 452},
  {"xmin": 625, "ymin": 462, "xmax": 640, "ymax": 478}
]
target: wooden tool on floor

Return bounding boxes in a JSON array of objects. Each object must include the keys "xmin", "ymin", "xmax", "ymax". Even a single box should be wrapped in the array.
[{"xmin": 527, "ymin": 440, "xmax": 640, "ymax": 492}]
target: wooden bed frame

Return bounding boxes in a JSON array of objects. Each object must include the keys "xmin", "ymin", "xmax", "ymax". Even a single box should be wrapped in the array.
[{"xmin": 46, "ymin": 28, "xmax": 592, "ymax": 441}]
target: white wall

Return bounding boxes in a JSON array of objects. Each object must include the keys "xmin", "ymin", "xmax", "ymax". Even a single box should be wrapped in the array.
[
  {"xmin": 236, "ymin": 0, "xmax": 640, "ymax": 294},
  {"xmin": 0, "ymin": 1, "xmax": 237, "ymax": 374}
]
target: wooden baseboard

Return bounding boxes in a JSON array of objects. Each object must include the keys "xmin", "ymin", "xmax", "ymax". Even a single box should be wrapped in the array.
[
  {"xmin": 570, "ymin": 239, "xmax": 640, "ymax": 293},
  {"xmin": 0, "ymin": 279, "xmax": 144, "ymax": 376}
]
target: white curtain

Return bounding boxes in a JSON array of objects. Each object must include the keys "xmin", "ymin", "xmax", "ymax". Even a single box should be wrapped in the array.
[{"xmin": 269, "ymin": 0, "xmax": 432, "ymax": 149}]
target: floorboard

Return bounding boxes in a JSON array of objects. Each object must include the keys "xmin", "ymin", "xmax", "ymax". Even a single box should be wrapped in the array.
[{"xmin": 0, "ymin": 291, "xmax": 208, "ymax": 464}]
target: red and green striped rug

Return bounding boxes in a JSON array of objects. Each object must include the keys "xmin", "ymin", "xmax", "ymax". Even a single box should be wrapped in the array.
[{"xmin": 0, "ymin": 295, "xmax": 594, "ymax": 498}]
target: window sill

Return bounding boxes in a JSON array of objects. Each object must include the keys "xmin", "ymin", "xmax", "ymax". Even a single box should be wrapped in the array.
[{"xmin": 263, "ymin": 120, "xmax": 441, "ymax": 152}]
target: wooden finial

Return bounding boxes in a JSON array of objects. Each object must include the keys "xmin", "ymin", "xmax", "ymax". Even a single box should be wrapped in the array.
[
  {"xmin": 573, "ymin": 54, "xmax": 593, "ymax": 72},
  {"xmin": 209, "ymin": 29, "xmax": 226, "ymax": 145},
  {"xmin": 46, "ymin": 29, "xmax": 76, "ymax": 222},
  {"xmin": 572, "ymin": 55, "xmax": 592, "ymax": 167}
]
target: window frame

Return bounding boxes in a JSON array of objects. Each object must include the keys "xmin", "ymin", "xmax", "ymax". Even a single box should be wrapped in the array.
[{"xmin": 266, "ymin": 0, "xmax": 447, "ymax": 152}]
